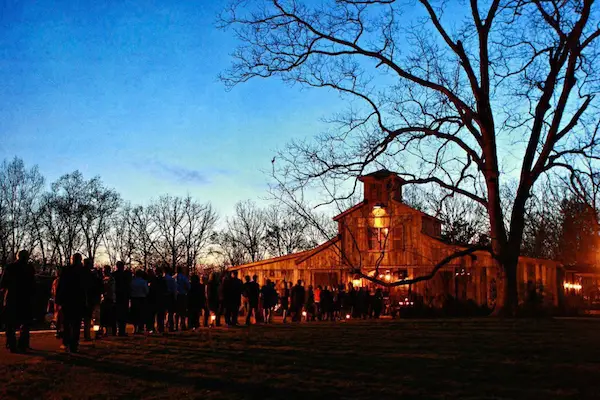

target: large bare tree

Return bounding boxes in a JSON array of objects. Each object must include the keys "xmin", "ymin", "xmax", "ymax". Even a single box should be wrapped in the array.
[
  {"xmin": 221, "ymin": 0, "xmax": 600, "ymax": 315},
  {"xmin": 78, "ymin": 176, "xmax": 121, "ymax": 262},
  {"xmin": 0, "ymin": 157, "xmax": 45, "ymax": 264},
  {"xmin": 181, "ymin": 195, "xmax": 218, "ymax": 273}
]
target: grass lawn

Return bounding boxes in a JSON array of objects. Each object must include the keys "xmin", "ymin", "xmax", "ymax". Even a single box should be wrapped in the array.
[{"xmin": 1, "ymin": 318, "xmax": 599, "ymax": 399}]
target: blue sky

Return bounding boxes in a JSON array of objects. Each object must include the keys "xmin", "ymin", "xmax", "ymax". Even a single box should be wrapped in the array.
[{"xmin": 0, "ymin": 0, "xmax": 340, "ymax": 217}]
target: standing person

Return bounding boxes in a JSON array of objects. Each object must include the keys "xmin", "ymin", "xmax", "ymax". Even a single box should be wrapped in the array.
[
  {"xmin": 305, "ymin": 285, "xmax": 315, "ymax": 322},
  {"xmin": 218, "ymin": 273, "xmax": 230, "ymax": 327},
  {"xmin": 314, "ymin": 285, "xmax": 322, "ymax": 320},
  {"xmin": 335, "ymin": 284, "xmax": 345, "ymax": 320},
  {"xmin": 200, "ymin": 276, "xmax": 210, "ymax": 327},
  {"xmin": 348, "ymin": 284, "xmax": 357, "ymax": 318},
  {"xmin": 0, "ymin": 250, "xmax": 35, "ymax": 353},
  {"xmin": 83, "ymin": 258, "xmax": 102, "ymax": 342},
  {"xmin": 145, "ymin": 269, "xmax": 157, "ymax": 333},
  {"xmin": 229, "ymin": 271, "xmax": 243, "ymax": 326},
  {"xmin": 373, "ymin": 288, "xmax": 384, "ymax": 318},
  {"xmin": 151, "ymin": 268, "xmax": 168, "ymax": 334},
  {"xmin": 290, "ymin": 280, "xmax": 305, "ymax": 322},
  {"xmin": 244, "ymin": 275, "xmax": 260, "ymax": 325},
  {"xmin": 174, "ymin": 269, "xmax": 190, "ymax": 331},
  {"xmin": 281, "ymin": 281, "xmax": 291, "ymax": 323},
  {"xmin": 188, "ymin": 275, "xmax": 203, "ymax": 331},
  {"xmin": 321, "ymin": 286, "xmax": 332, "ymax": 321},
  {"xmin": 51, "ymin": 268, "xmax": 64, "ymax": 339},
  {"xmin": 56, "ymin": 253, "xmax": 87, "ymax": 353},
  {"xmin": 207, "ymin": 273, "xmax": 220, "ymax": 327},
  {"xmin": 130, "ymin": 270, "xmax": 149, "ymax": 334},
  {"xmin": 164, "ymin": 267, "xmax": 177, "ymax": 332},
  {"xmin": 100, "ymin": 265, "xmax": 116, "ymax": 336},
  {"xmin": 113, "ymin": 261, "xmax": 131, "ymax": 337}
]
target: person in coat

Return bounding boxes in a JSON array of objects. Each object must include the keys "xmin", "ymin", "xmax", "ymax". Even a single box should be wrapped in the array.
[
  {"xmin": 1, "ymin": 250, "xmax": 35, "ymax": 353},
  {"xmin": 56, "ymin": 253, "xmax": 88, "ymax": 353}
]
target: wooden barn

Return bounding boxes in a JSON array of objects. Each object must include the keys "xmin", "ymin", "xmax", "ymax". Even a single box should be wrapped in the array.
[{"xmin": 231, "ymin": 170, "xmax": 562, "ymax": 308}]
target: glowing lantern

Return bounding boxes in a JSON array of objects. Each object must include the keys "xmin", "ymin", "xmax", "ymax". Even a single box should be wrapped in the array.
[
  {"xmin": 93, "ymin": 325, "xmax": 100, "ymax": 332},
  {"xmin": 302, "ymin": 311, "xmax": 307, "ymax": 317},
  {"xmin": 345, "ymin": 314, "xmax": 351, "ymax": 319}
]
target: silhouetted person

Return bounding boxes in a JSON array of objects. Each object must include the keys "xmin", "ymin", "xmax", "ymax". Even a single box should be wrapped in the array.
[
  {"xmin": 100, "ymin": 265, "xmax": 116, "ymax": 336},
  {"xmin": 56, "ymin": 253, "xmax": 87, "ymax": 353},
  {"xmin": 321, "ymin": 286, "xmax": 332, "ymax": 321},
  {"xmin": 113, "ymin": 261, "xmax": 131, "ymax": 336},
  {"xmin": 244, "ymin": 275, "xmax": 260, "ymax": 325},
  {"xmin": 145, "ymin": 269, "xmax": 157, "ymax": 333},
  {"xmin": 200, "ymin": 276, "xmax": 210, "ymax": 327},
  {"xmin": 261, "ymin": 279, "xmax": 277, "ymax": 323},
  {"xmin": 373, "ymin": 288, "xmax": 384, "ymax": 318},
  {"xmin": 131, "ymin": 269, "xmax": 149, "ymax": 334},
  {"xmin": 229, "ymin": 271, "xmax": 243, "ymax": 326},
  {"xmin": 164, "ymin": 267, "xmax": 177, "ymax": 332},
  {"xmin": 83, "ymin": 258, "xmax": 102, "ymax": 341},
  {"xmin": 291, "ymin": 280, "xmax": 305, "ymax": 322},
  {"xmin": 188, "ymin": 275, "xmax": 203, "ymax": 330},
  {"xmin": 50, "ymin": 268, "xmax": 64, "ymax": 338},
  {"xmin": 305, "ymin": 285, "xmax": 315, "ymax": 321},
  {"xmin": 348, "ymin": 284, "xmax": 357, "ymax": 317},
  {"xmin": 281, "ymin": 281, "xmax": 291, "ymax": 323},
  {"xmin": 218, "ymin": 273, "xmax": 230, "ymax": 326},
  {"xmin": 1, "ymin": 250, "xmax": 35, "ymax": 353},
  {"xmin": 174, "ymin": 269, "xmax": 190, "ymax": 331},
  {"xmin": 152, "ymin": 268, "xmax": 168, "ymax": 334},
  {"xmin": 207, "ymin": 273, "xmax": 220, "ymax": 327}
]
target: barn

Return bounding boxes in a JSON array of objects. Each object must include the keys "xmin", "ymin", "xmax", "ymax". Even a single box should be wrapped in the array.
[{"xmin": 231, "ymin": 170, "xmax": 562, "ymax": 309}]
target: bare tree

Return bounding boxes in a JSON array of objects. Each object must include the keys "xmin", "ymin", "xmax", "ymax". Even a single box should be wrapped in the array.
[
  {"xmin": 0, "ymin": 157, "xmax": 45, "ymax": 264},
  {"xmin": 263, "ymin": 204, "xmax": 313, "ymax": 257},
  {"xmin": 130, "ymin": 205, "xmax": 159, "ymax": 270},
  {"xmin": 151, "ymin": 195, "xmax": 186, "ymax": 272},
  {"xmin": 79, "ymin": 176, "xmax": 121, "ymax": 262},
  {"xmin": 181, "ymin": 195, "xmax": 218, "ymax": 273},
  {"xmin": 221, "ymin": 0, "xmax": 600, "ymax": 315},
  {"xmin": 104, "ymin": 203, "xmax": 136, "ymax": 266},
  {"xmin": 220, "ymin": 200, "xmax": 267, "ymax": 264},
  {"xmin": 46, "ymin": 172, "xmax": 86, "ymax": 265}
]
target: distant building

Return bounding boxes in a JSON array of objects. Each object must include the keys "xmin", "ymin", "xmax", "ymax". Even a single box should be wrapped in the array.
[{"xmin": 231, "ymin": 170, "xmax": 562, "ymax": 309}]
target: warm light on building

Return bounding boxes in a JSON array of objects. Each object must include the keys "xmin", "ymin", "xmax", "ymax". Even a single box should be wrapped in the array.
[
  {"xmin": 372, "ymin": 206, "xmax": 389, "ymax": 228},
  {"xmin": 352, "ymin": 279, "xmax": 362, "ymax": 287},
  {"xmin": 564, "ymin": 282, "xmax": 582, "ymax": 291}
]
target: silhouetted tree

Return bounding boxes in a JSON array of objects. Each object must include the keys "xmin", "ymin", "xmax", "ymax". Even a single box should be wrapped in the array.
[
  {"xmin": 0, "ymin": 157, "xmax": 44, "ymax": 264},
  {"xmin": 221, "ymin": 0, "xmax": 600, "ymax": 315}
]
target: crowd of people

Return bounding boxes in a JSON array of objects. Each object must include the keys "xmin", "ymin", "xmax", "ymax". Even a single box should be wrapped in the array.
[{"xmin": 2, "ymin": 250, "xmax": 387, "ymax": 354}]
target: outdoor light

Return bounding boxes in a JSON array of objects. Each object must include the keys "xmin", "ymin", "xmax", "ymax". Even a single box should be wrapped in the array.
[
  {"xmin": 302, "ymin": 311, "xmax": 307, "ymax": 317},
  {"xmin": 564, "ymin": 282, "xmax": 582, "ymax": 291},
  {"xmin": 384, "ymin": 273, "xmax": 391, "ymax": 281},
  {"xmin": 345, "ymin": 314, "xmax": 350, "ymax": 319},
  {"xmin": 352, "ymin": 279, "xmax": 361, "ymax": 287},
  {"xmin": 93, "ymin": 325, "xmax": 100, "ymax": 332},
  {"xmin": 211, "ymin": 315, "xmax": 216, "ymax": 322}
]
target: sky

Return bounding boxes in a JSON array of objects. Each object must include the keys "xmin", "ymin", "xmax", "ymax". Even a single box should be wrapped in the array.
[{"xmin": 0, "ymin": 0, "xmax": 341, "ymax": 218}]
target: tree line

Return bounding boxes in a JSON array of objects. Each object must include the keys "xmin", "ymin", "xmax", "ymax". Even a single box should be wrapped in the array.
[{"xmin": 0, "ymin": 157, "xmax": 330, "ymax": 271}]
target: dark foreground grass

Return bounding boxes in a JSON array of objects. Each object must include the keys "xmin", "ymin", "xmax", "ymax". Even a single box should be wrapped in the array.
[{"xmin": 1, "ymin": 318, "xmax": 600, "ymax": 399}]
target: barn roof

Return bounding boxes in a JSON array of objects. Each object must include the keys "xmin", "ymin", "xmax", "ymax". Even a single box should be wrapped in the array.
[{"xmin": 229, "ymin": 236, "xmax": 340, "ymax": 271}]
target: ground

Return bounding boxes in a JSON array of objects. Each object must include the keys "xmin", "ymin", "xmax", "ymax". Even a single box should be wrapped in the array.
[{"xmin": 1, "ymin": 318, "xmax": 600, "ymax": 399}]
